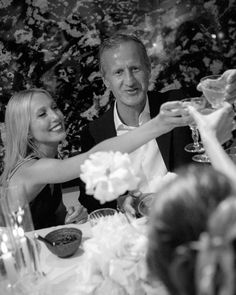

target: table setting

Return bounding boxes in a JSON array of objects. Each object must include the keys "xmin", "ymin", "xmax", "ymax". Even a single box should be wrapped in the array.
[
  {"xmin": 27, "ymin": 214, "xmax": 169, "ymax": 295},
  {"xmin": 0, "ymin": 151, "xmax": 171, "ymax": 295},
  {"xmin": 1, "ymin": 77, "xmax": 234, "ymax": 294}
]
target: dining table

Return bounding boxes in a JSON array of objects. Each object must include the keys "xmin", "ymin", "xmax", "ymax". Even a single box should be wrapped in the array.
[
  {"xmin": 24, "ymin": 215, "xmax": 166, "ymax": 295},
  {"xmin": 26, "ymin": 222, "xmax": 93, "ymax": 295}
]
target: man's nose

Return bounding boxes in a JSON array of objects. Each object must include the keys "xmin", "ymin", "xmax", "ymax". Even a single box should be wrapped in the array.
[{"xmin": 124, "ymin": 70, "xmax": 136, "ymax": 86}]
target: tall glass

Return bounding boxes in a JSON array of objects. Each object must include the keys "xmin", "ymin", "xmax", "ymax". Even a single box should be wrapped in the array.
[
  {"xmin": 182, "ymin": 97, "xmax": 206, "ymax": 153},
  {"xmin": 3, "ymin": 186, "xmax": 43, "ymax": 282},
  {"xmin": 0, "ymin": 187, "xmax": 20, "ymax": 294},
  {"xmin": 1, "ymin": 187, "xmax": 50, "ymax": 294},
  {"xmin": 200, "ymin": 75, "xmax": 225, "ymax": 109}
]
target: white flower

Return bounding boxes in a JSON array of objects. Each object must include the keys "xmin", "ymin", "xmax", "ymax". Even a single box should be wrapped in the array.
[
  {"xmin": 75, "ymin": 214, "xmax": 148, "ymax": 295},
  {"xmin": 80, "ymin": 151, "xmax": 140, "ymax": 204}
]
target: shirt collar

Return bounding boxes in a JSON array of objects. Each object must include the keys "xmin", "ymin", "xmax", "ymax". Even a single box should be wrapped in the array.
[{"xmin": 114, "ymin": 98, "xmax": 150, "ymax": 131}]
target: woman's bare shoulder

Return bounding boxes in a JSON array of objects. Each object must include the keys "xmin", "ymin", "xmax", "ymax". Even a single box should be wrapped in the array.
[{"xmin": 10, "ymin": 157, "xmax": 38, "ymax": 182}]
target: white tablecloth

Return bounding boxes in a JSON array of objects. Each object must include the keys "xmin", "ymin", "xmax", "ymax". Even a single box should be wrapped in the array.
[{"xmin": 27, "ymin": 222, "xmax": 92, "ymax": 295}]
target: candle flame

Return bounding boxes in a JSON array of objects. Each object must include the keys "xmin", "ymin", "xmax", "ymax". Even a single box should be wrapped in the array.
[
  {"xmin": 1, "ymin": 241, "xmax": 8, "ymax": 254},
  {"xmin": 18, "ymin": 227, "xmax": 25, "ymax": 238},
  {"xmin": 2, "ymin": 233, "xmax": 8, "ymax": 242}
]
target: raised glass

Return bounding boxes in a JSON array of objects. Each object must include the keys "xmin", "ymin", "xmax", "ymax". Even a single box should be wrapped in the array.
[
  {"xmin": 200, "ymin": 75, "xmax": 226, "ymax": 109},
  {"xmin": 2, "ymin": 186, "xmax": 43, "ymax": 284},
  {"xmin": 182, "ymin": 97, "xmax": 206, "ymax": 153}
]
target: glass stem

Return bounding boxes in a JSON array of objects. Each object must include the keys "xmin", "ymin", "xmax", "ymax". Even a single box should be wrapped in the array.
[{"xmin": 190, "ymin": 126, "xmax": 200, "ymax": 147}]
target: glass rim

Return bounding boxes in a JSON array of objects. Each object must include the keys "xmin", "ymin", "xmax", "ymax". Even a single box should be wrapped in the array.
[
  {"xmin": 200, "ymin": 74, "xmax": 221, "ymax": 80},
  {"xmin": 89, "ymin": 208, "xmax": 117, "ymax": 217}
]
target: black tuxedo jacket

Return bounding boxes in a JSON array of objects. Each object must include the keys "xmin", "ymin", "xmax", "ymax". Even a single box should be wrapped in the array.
[{"xmin": 79, "ymin": 89, "xmax": 193, "ymax": 212}]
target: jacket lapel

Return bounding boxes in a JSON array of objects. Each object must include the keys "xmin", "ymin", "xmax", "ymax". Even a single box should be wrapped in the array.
[{"xmin": 91, "ymin": 105, "xmax": 116, "ymax": 143}]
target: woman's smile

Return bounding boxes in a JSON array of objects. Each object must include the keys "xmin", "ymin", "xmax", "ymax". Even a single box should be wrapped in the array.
[{"xmin": 49, "ymin": 122, "xmax": 64, "ymax": 132}]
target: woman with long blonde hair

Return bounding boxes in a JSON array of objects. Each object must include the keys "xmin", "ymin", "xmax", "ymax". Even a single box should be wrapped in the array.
[{"xmin": 0, "ymin": 88, "xmax": 190, "ymax": 229}]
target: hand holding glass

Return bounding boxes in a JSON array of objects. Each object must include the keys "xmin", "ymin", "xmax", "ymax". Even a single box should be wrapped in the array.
[
  {"xmin": 182, "ymin": 97, "xmax": 206, "ymax": 153},
  {"xmin": 199, "ymin": 75, "xmax": 226, "ymax": 109}
]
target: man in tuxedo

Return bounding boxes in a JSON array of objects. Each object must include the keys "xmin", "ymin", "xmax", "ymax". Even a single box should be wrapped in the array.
[{"xmin": 79, "ymin": 33, "xmax": 194, "ymax": 213}]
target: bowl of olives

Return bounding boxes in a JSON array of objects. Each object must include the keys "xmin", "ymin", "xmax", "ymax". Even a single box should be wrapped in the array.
[{"xmin": 44, "ymin": 227, "xmax": 82, "ymax": 258}]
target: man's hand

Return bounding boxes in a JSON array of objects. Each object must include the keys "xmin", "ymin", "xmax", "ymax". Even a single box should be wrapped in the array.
[
  {"xmin": 117, "ymin": 190, "xmax": 142, "ymax": 217},
  {"xmin": 65, "ymin": 202, "xmax": 88, "ymax": 224}
]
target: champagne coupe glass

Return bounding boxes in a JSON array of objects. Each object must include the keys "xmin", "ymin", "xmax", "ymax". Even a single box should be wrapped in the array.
[
  {"xmin": 199, "ymin": 74, "xmax": 226, "ymax": 109},
  {"xmin": 182, "ymin": 97, "xmax": 206, "ymax": 153}
]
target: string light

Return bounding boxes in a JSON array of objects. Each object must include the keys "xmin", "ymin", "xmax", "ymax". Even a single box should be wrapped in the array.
[{"xmin": 218, "ymin": 32, "xmax": 224, "ymax": 39}]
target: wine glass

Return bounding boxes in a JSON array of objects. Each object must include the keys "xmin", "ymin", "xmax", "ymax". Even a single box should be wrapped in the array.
[
  {"xmin": 191, "ymin": 108, "xmax": 214, "ymax": 164},
  {"xmin": 199, "ymin": 75, "xmax": 226, "ymax": 109},
  {"xmin": 4, "ymin": 186, "xmax": 43, "ymax": 282},
  {"xmin": 182, "ymin": 97, "xmax": 206, "ymax": 153}
]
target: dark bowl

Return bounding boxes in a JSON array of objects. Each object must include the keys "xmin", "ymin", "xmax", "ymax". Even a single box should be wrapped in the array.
[{"xmin": 44, "ymin": 227, "xmax": 82, "ymax": 258}]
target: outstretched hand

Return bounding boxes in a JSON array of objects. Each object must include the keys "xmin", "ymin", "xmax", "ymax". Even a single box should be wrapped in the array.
[
  {"xmin": 197, "ymin": 69, "xmax": 236, "ymax": 104},
  {"xmin": 188, "ymin": 102, "xmax": 235, "ymax": 144},
  {"xmin": 156, "ymin": 101, "xmax": 191, "ymax": 134}
]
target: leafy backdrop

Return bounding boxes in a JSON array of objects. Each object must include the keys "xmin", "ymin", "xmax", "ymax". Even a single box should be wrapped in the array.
[{"xmin": 0, "ymin": 0, "xmax": 235, "ymax": 173}]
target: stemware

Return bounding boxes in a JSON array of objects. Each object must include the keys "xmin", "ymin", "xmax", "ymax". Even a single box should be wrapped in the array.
[
  {"xmin": 199, "ymin": 75, "xmax": 226, "ymax": 109},
  {"xmin": 3, "ymin": 186, "xmax": 43, "ymax": 281},
  {"xmin": 89, "ymin": 208, "xmax": 117, "ymax": 227},
  {"xmin": 0, "ymin": 187, "xmax": 20, "ymax": 294},
  {"xmin": 191, "ymin": 107, "xmax": 215, "ymax": 164},
  {"xmin": 182, "ymin": 97, "xmax": 206, "ymax": 153}
]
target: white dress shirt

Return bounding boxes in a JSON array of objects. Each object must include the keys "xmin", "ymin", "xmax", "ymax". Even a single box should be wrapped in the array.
[{"xmin": 114, "ymin": 100, "xmax": 167, "ymax": 193}]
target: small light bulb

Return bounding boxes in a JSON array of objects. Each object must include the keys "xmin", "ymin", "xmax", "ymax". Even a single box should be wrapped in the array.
[{"xmin": 218, "ymin": 32, "xmax": 224, "ymax": 39}]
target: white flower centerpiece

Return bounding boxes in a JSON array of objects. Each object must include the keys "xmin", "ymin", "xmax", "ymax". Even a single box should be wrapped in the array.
[
  {"xmin": 75, "ymin": 151, "xmax": 170, "ymax": 295},
  {"xmin": 73, "ymin": 214, "xmax": 168, "ymax": 295},
  {"xmin": 80, "ymin": 151, "xmax": 141, "ymax": 204}
]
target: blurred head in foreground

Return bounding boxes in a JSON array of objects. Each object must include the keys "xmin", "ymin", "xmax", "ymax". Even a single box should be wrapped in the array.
[{"xmin": 147, "ymin": 164, "xmax": 236, "ymax": 295}]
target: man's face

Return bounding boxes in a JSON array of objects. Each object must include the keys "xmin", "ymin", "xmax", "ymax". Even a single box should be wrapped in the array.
[{"xmin": 101, "ymin": 41, "xmax": 150, "ymax": 111}]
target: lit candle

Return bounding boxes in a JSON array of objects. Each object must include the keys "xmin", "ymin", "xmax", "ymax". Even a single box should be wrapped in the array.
[
  {"xmin": 1, "ymin": 242, "xmax": 18, "ymax": 284},
  {"xmin": 18, "ymin": 227, "xmax": 32, "ymax": 272},
  {"xmin": 20, "ymin": 237, "xmax": 32, "ymax": 271}
]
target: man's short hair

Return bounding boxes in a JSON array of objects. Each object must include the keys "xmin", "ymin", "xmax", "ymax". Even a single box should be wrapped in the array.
[{"xmin": 99, "ymin": 33, "xmax": 151, "ymax": 76}]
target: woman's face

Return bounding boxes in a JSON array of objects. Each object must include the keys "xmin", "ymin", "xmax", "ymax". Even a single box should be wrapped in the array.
[{"xmin": 29, "ymin": 93, "xmax": 66, "ymax": 148}]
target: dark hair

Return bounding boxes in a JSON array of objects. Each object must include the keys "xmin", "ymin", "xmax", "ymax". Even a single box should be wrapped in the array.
[
  {"xmin": 99, "ymin": 33, "xmax": 151, "ymax": 76},
  {"xmin": 147, "ymin": 164, "xmax": 235, "ymax": 295}
]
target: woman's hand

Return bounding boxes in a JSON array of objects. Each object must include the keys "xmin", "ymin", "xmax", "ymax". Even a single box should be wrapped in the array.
[
  {"xmin": 224, "ymin": 69, "xmax": 236, "ymax": 104},
  {"xmin": 197, "ymin": 69, "xmax": 236, "ymax": 104},
  {"xmin": 188, "ymin": 102, "xmax": 235, "ymax": 144},
  {"xmin": 155, "ymin": 101, "xmax": 191, "ymax": 134},
  {"xmin": 65, "ymin": 202, "xmax": 88, "ymax": 224}
]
